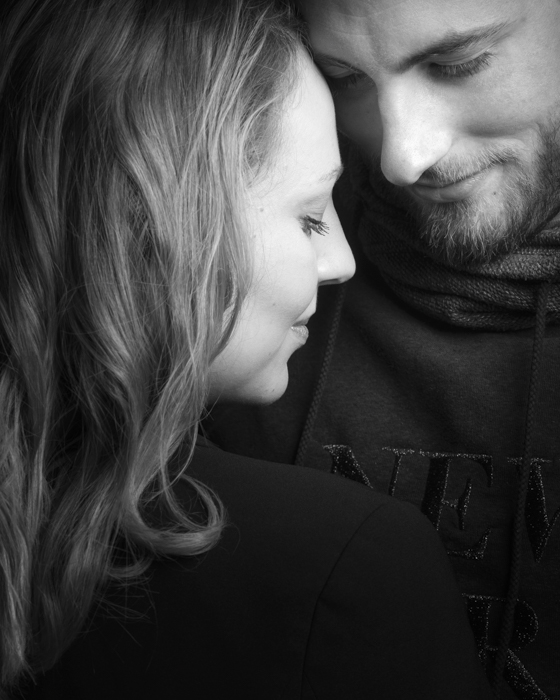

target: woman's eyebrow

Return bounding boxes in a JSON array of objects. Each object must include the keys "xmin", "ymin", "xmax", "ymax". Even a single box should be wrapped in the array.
[{"xmin": 319, "ymin": 164, "xmax": 344, "ymax": 184}]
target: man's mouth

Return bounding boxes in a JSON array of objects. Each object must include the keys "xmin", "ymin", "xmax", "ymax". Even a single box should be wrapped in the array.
[{"xmin": 407, "ymin": 165, "xmax": 494, "ymax": 203}]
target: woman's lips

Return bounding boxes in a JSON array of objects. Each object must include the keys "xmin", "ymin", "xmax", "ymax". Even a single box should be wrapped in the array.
[
  {"xmin": 407, "ymin": 165, "xmax": 494, "ymax": 203},
  {"xmin": 290, "ymin": 324, "xmax": 309, "ymax": 344}
]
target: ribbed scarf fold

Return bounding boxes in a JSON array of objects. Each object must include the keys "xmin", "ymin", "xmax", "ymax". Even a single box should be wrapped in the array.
[{"xmin": 351, "ymin": 158, "xmax": 560, "ymax": 331}]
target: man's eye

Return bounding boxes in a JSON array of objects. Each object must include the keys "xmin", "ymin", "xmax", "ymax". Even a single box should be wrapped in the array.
[
  {"xmin": 430, "ymin": 53, "xmax": 493, "ymax": 79},
  {"xmin": 318, "ymin": 67, "xmax": 372, "ymax": 91},
  {"xmin": 325, "ymin": 72, "xmax": 365, "ymax": 89}
]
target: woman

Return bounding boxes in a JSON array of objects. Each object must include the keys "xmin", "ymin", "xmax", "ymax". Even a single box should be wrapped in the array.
[{"xmin": 0, "ymin": 0, "xmax": 492, "ymax": 698}]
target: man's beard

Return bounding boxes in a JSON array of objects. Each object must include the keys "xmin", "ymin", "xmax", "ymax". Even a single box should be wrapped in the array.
[{"xmin": 368, "ymin": 121, "xmax": 560, "ymax": 267}]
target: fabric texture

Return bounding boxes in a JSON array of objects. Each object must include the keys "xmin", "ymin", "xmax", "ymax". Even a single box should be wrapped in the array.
[{"xmin": 23, "ymin": 442, "xmax": 492, "ymax": 700}]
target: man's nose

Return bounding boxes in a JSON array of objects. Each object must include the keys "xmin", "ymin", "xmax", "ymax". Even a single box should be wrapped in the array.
[{"xmin": 378, "ymin": 80, "xmax": 452, "ymax": 186}]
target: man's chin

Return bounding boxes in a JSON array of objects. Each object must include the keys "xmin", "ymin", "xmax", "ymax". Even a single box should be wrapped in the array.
[
  {"xmin": 412, "ymin": 179, "xmax": 560, "ymax": 267},
  {"xmin": 364, "ymin": 167, "xmax": 513, "ymax": 266},
  {"xmin": 412, "ymin": 196, "xmax": 525, "ymax": 267}
]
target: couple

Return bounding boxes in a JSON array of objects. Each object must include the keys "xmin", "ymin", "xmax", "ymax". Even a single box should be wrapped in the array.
[
  {"xmin": 212, "ymin": 2, "xmax": 560, "ymax": 700},
  {"xmin": 1, "ymin": 1, "xmax": 556, "ymax": 699}
]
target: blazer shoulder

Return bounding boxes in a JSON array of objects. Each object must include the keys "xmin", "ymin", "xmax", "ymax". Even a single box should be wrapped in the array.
[
  {"xmin": 188, "ymin": 441, "xmax": 416, "ymax": 548},
  {"xmin": 304, "ymin": 493, "xmax": 494, "ymax": 700}
]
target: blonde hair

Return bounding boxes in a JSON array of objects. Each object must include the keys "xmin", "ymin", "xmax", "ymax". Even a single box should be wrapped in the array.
[{"xmin": 0, "ymin": 0, "xmax": 302, "ymax": 691}]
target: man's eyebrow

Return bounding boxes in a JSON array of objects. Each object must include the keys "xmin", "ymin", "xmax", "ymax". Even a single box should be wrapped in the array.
[
  {"xmin": 397, "ymin": 21, "xmax": 514, "ymax": 72},
  {"xmin": 312, "ymin": 21, "xmax": 514, "ymax": 76},
  {"xmin": 319, "ymin": 164, "xmax": 344, "ymax": 183}
]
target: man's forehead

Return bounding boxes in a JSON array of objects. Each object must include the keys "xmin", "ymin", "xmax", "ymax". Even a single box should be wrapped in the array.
[
  {"xmin": 302, "ymin": 0, "xmax": 522, "ymax": 32},
  {"xmin": 303, "ymin": 0, "xmax": 374, "ymax": 19}
]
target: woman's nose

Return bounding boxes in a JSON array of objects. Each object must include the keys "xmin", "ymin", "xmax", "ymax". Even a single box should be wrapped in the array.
[{"xmin": 316, "ymin": 200, "xmax": 356, "ymax": 286}]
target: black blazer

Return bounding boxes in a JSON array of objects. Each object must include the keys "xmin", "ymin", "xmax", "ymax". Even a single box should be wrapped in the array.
[{"xmin": 25, "ymin": 441, "xmax": 493, "ymax": 699}]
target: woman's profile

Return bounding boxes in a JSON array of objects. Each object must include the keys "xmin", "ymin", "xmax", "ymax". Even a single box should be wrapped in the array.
[{"xmin": 0, "ymin": 1, "xmax": 492, "ymax": 698}]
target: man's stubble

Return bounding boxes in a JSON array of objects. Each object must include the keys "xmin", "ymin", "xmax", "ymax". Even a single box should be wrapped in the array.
[{"xmin": 368, "ymin": 118, "xmax": 560, "ymax": 266}]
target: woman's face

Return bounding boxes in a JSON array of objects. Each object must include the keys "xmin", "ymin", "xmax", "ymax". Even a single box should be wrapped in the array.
[{"xmin": 208, "ymin": 55, "xmax": 355, "ymax": 405}]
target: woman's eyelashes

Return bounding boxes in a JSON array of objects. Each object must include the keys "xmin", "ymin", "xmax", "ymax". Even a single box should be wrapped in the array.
[{"xmin": 300, "ymin": 215, "xmax": 329, "ymax": 237}]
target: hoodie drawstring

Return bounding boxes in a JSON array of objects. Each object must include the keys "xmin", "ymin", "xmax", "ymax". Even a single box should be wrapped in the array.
[{"xmin": 492, "ymin": 279, "xmax": 551, "ymax": 696}]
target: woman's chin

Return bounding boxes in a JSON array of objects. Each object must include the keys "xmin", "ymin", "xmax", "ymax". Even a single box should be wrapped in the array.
[
  {"xmin": 237, "ymin": 368, "xmax": 290, "ymax": 406},
  {"xmin": 209, "ymin": 366, "xmax": 289, "ymax": 407}
]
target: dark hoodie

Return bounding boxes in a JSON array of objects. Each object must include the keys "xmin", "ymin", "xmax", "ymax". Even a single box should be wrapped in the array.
[{"xmin": 207, "ymin": 160, "xmax": 560, "ymax": 700}]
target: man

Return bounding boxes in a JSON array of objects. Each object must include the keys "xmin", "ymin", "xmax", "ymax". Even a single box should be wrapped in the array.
[{"xmin": 208, "ymin": 2, "xmax": 560, "ymax": 698}]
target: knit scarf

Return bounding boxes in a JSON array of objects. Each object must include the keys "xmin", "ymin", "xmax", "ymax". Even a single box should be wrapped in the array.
[{"xmin": 351, "ymin": 158, "xmax": 560, "ymax": 331}]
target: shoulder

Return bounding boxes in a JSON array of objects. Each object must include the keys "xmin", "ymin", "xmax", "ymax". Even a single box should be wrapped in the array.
[
  {"xmin": 188, "ymin": 440, "xmax": 427, "ymax": 554},
  {"xmin": 191, "ymin": 444, "xmax": 492, "ymax": 700},
  {"xmin": 25, "ymin": 443, "xmax": 491, "ymax": 699},
  {"xmin": 182, "ymin": 441, "xmax": 450, "ymax": 621}
]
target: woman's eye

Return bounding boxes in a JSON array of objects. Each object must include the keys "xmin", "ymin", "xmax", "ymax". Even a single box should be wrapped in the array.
[
  {"xmin": 431, "ymin": 53, "xmax": 493, "ymax": 79},
  {"xmin": 300, "ymin": 216, "xmax": 329, "ymax": 237}
]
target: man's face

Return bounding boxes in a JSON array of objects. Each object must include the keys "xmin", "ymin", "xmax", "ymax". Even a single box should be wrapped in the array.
[{"xmin": 302, "ymin": 0, "xmax": 560, "ymax": 264}]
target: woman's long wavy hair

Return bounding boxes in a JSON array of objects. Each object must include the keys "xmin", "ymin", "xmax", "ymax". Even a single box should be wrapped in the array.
[{"xmin": 0, "ymin": 0, "xmax": 301, "ymax": 691}]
